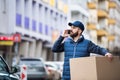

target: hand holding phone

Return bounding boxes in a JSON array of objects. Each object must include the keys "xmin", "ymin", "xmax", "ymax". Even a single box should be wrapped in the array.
[
  {"xmin": 67, "ymin": 30, "xmax": 71, "ymax": 34},
  {"xmin": 62, "ymin": 29, "xmax": 71, "ymax": 37}
]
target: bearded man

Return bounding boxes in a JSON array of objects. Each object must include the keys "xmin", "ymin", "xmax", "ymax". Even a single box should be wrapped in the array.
[{"xmin": 52, "ymin": 21, "xmax": 113, "ymax": 80}]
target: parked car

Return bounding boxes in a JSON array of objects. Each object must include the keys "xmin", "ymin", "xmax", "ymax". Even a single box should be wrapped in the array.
[
  {"xmin": 45, "ymin": 62, "xmax": 61, "ymax": 80},
  {"xmin": 0, "ymin": 56, "xmax": 19, "ymax": 80},
  {"xmin": 16, "ymin": 58, "xmax": 49, "ymax": 80}
]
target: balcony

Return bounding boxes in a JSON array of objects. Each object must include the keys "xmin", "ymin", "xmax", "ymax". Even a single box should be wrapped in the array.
[
  {"xmin": 98, "ymin": 10, "xmax": 108, "ymax": 18},
  {"xmin": 49, "ymin": 0, "xmax": 55, "ymax": 7},
  {"xmin": 109, "ymin": 1, "xmax": 116, "ymax": 8},
  {"xmin": 108, "ymin": 18, "xmax": 116, "ymax": 25},
  {"xmin": 108, "ymin": 35, "xmax": 115, "ymax": 41},
  {"xmin": 87, "ymin": 23, "xmax": 97, "ymax": 30},
  {"xmin": 63, "ymin": 4, "xmax": 68, "ymax": 14},
  {"xmin": 97, "ymin": 29, "xmax": 108, "ymax": 36},
  {"xmin": 87, "ymin": 2, "xmax": 96, "ymax": 9},
  {"xmin": 99, "ymin": 0, "xmax": 109, "ymax": 11}
]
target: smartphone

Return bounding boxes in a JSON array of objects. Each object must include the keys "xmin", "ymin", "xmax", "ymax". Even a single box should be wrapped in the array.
[{"xmin": 67, "ymin": 30, "xmax": 71, "ymax": 34}]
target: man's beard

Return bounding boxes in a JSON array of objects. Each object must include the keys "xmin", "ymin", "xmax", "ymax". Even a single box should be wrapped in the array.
[{"xmin": 70, "ymin": 31, "xmax": 79, "ymax": 38}]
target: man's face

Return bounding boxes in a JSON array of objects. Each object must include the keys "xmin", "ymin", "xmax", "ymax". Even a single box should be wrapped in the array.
[{"xmin": 70, "ymin": 26, "xmax": 82, "ymax": 38}]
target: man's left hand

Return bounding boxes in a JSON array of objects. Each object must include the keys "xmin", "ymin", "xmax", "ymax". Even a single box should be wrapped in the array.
[{"xmin": 105, "ymin": 53, "xmax": 113, "ymax": 61}]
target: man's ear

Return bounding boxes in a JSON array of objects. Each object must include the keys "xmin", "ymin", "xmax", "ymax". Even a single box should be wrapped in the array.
[
  {"xmin": 78, "ymin": 29, "xmax": 82, "ymax": 35},
  {"xmin": 80, "ymin": 32, "xmax": 83, "ymax": 35}
]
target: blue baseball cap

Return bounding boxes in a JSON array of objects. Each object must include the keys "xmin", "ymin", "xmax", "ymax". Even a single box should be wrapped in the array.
[{"xmin": 68, "ymin": 21, "xmax": 84, "ymax": 31}]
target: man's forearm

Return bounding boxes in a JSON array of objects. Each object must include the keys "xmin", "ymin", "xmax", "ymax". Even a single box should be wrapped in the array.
[{"xmin": 52, "ymin": 35, "xmax": 64, "ymax": 52}]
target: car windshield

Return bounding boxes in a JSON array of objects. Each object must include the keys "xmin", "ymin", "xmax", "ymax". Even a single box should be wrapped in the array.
[
  {"xmin": 0, "ymin": 57, "xmax": 8, "ymax": 72},
  {"xmin": 20, "ymin": 61, "xmax": 43, "ymax": 65}
]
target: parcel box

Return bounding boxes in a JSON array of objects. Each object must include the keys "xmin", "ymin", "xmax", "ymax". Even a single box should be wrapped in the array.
[{"xmin": 70, "ymin": 56, "xmax": 120, "ymax": 80}]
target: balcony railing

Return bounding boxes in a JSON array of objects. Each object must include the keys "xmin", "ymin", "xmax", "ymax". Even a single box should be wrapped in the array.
[
  {"xmin": 87, "ymin": 2, "xmax": 96, "ymax": 9},
  {"xmin": 108, "ymin": 35, "xmax": 115, "ymax": 41},
  {"xmin": 87, "ymin": 23, "xmax": 97, "ymax": 30},
  {"xmin": 97, "ymin": 29, "xmax": 108, "ymax": 36},
  {"xmin": 109, "ymin": 1, "xmax": 116, "ymax": 8},
  {"xmin": 108, "ymin": 18, "xmax": 116, "ymax": 25},
  {"xmin": 98, "ymin": 10, "xmax": 108, "ymax": 18}
]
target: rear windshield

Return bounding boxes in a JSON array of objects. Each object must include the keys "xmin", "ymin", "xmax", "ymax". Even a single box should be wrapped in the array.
[{"xmin": 19, "ymin": 58, "xmax": 44, "ymax": 66}]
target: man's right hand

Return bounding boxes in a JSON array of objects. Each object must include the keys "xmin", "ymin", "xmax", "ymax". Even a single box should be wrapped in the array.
[{"xmin": 62, "ymin": 29, "xmax": 71, "ymax": 38}]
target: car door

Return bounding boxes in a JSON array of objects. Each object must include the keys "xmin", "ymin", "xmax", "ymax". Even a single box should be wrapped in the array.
[{"xmin": 0, "ymin": 56, "xmax": 19, "ymax": 80}]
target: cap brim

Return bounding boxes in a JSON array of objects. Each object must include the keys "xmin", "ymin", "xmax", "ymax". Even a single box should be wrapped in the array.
[{"xmin": 68, "ymin": 22, "xmax": 73, "ymax": 26}]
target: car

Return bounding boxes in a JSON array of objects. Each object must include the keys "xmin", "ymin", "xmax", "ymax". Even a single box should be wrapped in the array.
[
  {"xmin": 16, "ymin": 57, "xmax": 49, "ymax": 80},
  {"xmin": 0, "ymin": 56, "xmax": 19, "ymax": 80}
]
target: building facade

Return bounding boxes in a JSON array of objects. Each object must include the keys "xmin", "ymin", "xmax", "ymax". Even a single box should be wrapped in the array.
[
  {"xmin": 0, "ymin": 0, "xmax": 68, "ymax": 65},
  {"xmin": 68, "ymin": 0, "xmax": 90, "ymax": 40},
  {"xmin": 87, "ymin": 0, "xmax": 120, "ymax": 54},
  {"xmin": 68, "ymin": 0, "xmax": 120, "ymax": 55}
]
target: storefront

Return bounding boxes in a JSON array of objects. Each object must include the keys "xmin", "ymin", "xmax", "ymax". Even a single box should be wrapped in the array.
[{"xmin": 0, "ymin": 33, "xmax": 21, "ymax": 66}]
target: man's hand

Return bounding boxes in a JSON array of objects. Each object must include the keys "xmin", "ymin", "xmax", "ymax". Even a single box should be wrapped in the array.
[
  {"xmin": 105, "ymin": 53, "xmax": 113, "ymax": 61},
  {"xmin": 62, "ymin": 29, "xmax": 71, "ymax": 38}
]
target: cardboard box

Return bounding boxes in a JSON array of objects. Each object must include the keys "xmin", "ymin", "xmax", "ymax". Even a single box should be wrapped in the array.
[{"xmin": 70, "ymin": 56, "xmax": 120, "ymax": 80}]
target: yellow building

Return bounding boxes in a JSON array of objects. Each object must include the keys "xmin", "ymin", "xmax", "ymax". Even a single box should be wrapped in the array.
[{"xmin": 87, "ymin": 0, "xmax": 120, "ymax": 52}]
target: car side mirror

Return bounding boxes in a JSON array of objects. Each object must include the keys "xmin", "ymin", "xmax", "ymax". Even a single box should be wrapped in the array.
[{"xmin": 11, "ymin": 66, "xmax": 18, "ymax": 73}]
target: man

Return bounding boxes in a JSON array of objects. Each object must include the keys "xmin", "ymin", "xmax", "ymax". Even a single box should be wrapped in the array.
[{"xmin": 52, "ymin": 21, "xmax": 113, "ymax": 80}]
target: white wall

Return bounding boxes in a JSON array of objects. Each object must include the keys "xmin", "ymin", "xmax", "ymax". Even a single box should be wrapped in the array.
[{"xmin": 0, "ymin": 0, "xmax": 8, "ymax": 33}]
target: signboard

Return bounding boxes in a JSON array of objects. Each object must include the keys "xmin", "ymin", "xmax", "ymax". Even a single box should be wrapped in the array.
[
  {"xmin": 0, "ymin": 41, "xmax": 13, "ymax": 46},
  {"xmin": 0, "ymin": 36, "xmax": 13, "ymax": 41},
  {"xmin": 13, "ymin": 34, "xmax": 21, "ymax": 42},
  {"xmin": 0, "ymin": 35, "xmax": 14, "ymax": 46},
  {"xmin": 0, "ymin": 34, "xmax": 21, "ymax": 46}
]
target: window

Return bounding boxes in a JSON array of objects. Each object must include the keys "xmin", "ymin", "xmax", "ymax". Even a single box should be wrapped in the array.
[
  {"xmin": 16, "ymin": 0, "xmax": 22, "ymax": 26},
  {"xmin": 1, "ymin": 0, "xmax": 6, "ymax": 13}
]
